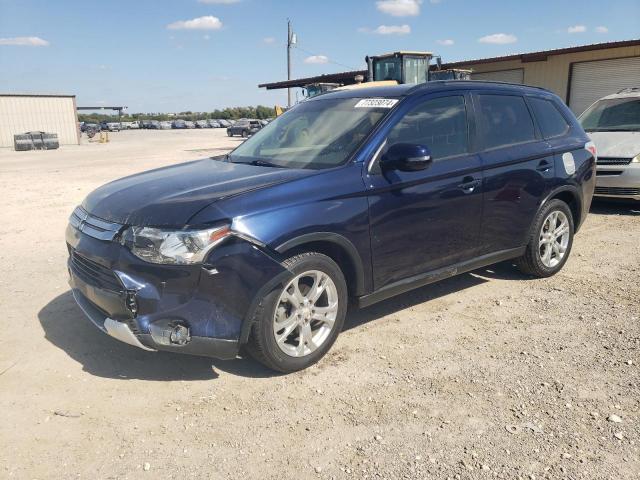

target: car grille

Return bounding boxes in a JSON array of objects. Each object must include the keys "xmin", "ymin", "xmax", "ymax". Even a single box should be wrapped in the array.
[
  {"xmin": 69, "ymin": 206, "xmax": 123, "ymax": 241},
  {"xmin": 594, "ymin": 186, "xmax": 640, "ymax": 196},
  {"xmin": 597, "ymin": 157, "xmax": 632, "ymax": 166},
  {"xmin": 70, "ymin": 249, "xmax": 123, "ymax": 292}
]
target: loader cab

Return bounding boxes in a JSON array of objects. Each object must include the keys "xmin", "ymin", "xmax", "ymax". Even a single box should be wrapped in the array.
[
  {"xmin": 303, "ymin": 83, "xmax": 340, "ymax": 99},
  {"xmin": 429, "ymin": 68, "xmax": 472, "ymax": 81},
  {"xmin": 367, "ymin": 51, "xmax": 433, "ymax": 84}
]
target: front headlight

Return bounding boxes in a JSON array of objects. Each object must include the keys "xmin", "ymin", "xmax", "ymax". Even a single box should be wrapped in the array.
[
  {"xmin": 632, "ymin": 153, "xmax": 640, "ymax": 163},
  {"xmin": 123, "ymin": 224, "xmax": 231, "ymax": 265}
]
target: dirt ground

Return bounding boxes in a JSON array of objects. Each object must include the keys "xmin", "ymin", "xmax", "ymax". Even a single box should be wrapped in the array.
[{"xmin": 0, "ymin": 129, "xmax": 638, "ymax": 480}]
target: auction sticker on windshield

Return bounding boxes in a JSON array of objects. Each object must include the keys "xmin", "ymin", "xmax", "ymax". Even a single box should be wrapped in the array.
[{"xmin": 354, "ymin": 98, "xmax": 399, "ymax": 109}]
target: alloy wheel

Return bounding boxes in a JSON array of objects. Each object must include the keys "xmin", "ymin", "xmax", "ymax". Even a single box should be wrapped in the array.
[
  {"xmin": 272, "ymin": 270, "xmax": 339, "ymax": 357},
  {"xmin": 538, "ymin": 210, "xmax": 570, "ymax": 268}
]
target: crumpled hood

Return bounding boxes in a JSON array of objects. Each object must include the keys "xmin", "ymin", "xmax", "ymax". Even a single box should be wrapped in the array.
[
  {"xmin": 82, "ymin": 158, "xmax": 312, "ymax": 226},
  {"xmin": 587, "ymin": 131, "xmax": 640, "ymax": 158}
]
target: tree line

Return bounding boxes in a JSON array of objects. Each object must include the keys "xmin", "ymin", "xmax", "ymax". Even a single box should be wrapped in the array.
[{"xmin": 78, "ymin": 105, "xmax": 276, "ymax": 123}]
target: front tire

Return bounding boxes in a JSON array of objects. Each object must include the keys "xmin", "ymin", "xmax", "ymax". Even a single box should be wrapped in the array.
[
  {"xmin": 246, "ymin": 252, "xmax": 348, "ymax": 373},
  {"xmin": 241, "ymin": 130, "xmax": 248, "ymax": 138},
  {"xmin": 515, "ymin": 199, "xmax": 574, "ymax": 277}
]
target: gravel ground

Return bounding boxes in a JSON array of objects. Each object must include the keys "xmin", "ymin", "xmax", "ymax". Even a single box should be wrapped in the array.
[{"xmin": 0, "ymin": 129, "xmax": 638, "ymax": 480}]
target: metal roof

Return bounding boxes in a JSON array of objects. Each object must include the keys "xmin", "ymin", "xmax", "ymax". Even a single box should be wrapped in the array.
[
  {"xmin": 258, "ymin": 70, "xmax": 367, "ymax": 90},
  {"xmin": 0, "ymin": 93, "xmax": 76, "ymax": 98},
  {"xmin": 259, "ymin": 39, "xmax": 640, "ymax": 90},
  {"xmin": 443, "ymin": 38, "xmax": 640, "ymax": 67}
]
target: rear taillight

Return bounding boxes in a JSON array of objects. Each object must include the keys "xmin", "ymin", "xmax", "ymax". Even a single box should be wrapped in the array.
[{"xmin": 585, "ymin": 141, "xmax": 597, "ymax": 159}]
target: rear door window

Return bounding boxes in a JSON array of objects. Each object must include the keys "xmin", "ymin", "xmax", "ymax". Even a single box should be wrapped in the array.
[
  {"xmin": 476, "ymin": 94, "xmax": 536, "ymax": 149},
  {"xmin": 529, "ymin": 97, "xmax": 570, "ymax": 138}
]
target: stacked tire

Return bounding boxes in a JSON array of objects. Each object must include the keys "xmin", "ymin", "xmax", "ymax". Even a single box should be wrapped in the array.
[
  {"xmin": 12, "ymin": 132, "xmax": 60, "ymax": 151},
  {"xmin": 14, "ymin": 134, "xmax": 33, "ymax": 151}
]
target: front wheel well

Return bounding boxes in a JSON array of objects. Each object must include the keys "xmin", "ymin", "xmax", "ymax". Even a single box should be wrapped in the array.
[{"xmin": 279, "ymin": 240, "xmax": 362, "ymax": 298}]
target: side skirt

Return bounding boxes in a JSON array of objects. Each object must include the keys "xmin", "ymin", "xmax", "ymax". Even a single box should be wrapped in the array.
[{"xmin": 356, "ymin": 247, "xmax": 526, "ymax": 309}]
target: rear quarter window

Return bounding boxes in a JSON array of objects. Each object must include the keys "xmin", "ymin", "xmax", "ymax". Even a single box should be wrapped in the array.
[
  {"xmin": 529, "ymin": 97, "xmax": 570, "ymax": 139},
  {"xmin": 476, "ymin": 94, "xmax": 536, "ymax": 149}
]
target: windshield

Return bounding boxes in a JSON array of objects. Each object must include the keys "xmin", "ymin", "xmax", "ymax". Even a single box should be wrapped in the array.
[
  {"xmin": 228, "ymin": 97, "xmax": 392, "ymax": 169},
  {"xmin": 580, "ymin": 97, "xmax": 640, "ymax": 132}
]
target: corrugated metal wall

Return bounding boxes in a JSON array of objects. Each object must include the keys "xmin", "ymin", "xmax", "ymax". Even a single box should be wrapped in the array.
[
  {"xmin": 458, "ymin": 45, "xmax": 640, "ymax": 110},
  {"xmin": 0, "ymin": 95, "xmax": 79, "ymax": 148},
  {"xmin": 569, "ymin": 56, "xmax": 640, "ymax": 114},
  {"xmin": 471, "ymin": 68, "xmax": 524, "ymax": 84}
]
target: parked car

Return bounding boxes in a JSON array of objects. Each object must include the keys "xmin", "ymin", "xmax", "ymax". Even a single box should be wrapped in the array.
[
  {"xmin": 146, "ymin": 120, "xmax": 161, "ymax": 130},
  {"xmin": 66, "ymin": 81, "xmax": 595, "ymax": 372},
  {"xmin": 208, "ymin": 119, "xmax": 221, "ymax": 128},
  {"xmin": 159, "ymin": 121, "xmax": 172, "ymax": 130},
  {"xmin": 227, "ymin": 119, "xmax": 262, "ymax": 137},
  {"xmin": 80, "ymin": 123, "xmax": 100, "ymax": 133},
  {"xmin": 172, "ymin": 119, "xmax": 187, "ymax": 129},
  {"xmin": 121, "ymin": 121, "xmax": 140, "ymax": 130},
  {"xmin": 185, "ymin": 121, "xmax": 196, "ymax": 129},
  {"xmin": 579, "ymin": 87, "xmax": 640, "ymax": 201},
  {"xmin": 195, "ymin": 120, "xmax": 210, "ymax": 129},
  {"xmin": 217, "ymin": 119, "xmax": 231, "ymax": 128},
  {"xmin": 100, "ymin": 122, "xmax": 121, "ymax": 132}
]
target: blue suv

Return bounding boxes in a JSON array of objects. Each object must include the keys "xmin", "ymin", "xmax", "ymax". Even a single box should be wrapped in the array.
[{"xmin": 67, "ymin": 81, "xmax": 596, "ymax": 372}]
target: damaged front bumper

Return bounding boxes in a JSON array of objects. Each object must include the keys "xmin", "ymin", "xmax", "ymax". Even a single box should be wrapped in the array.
[{"xmin": 66, "ymin": 218, "xmax": 287, "ymax": 359}]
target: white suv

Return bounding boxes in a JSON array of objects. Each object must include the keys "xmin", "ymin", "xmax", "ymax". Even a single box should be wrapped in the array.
[{"xmin": 579, "ymin": 88, "xmax": 640, "ymax": 201}]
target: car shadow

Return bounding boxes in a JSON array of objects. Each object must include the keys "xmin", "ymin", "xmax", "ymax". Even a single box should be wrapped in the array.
[
  {"xmin": 590, "ymin": 198, "xmax": 640, "ymax": 216},
  {"xmin": 38, "ymin": 291, "xmax": 277, "ymax": 381},
  {"xmin": 41, "ymin": 266, "xmax": 527, "ymax": 380},
  {"xmin": 346, "ymin": 269, "xmax": 498, "ymax": 331}
]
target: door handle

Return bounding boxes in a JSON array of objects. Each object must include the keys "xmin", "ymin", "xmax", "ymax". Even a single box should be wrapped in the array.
[
  {"xmin": 458, "ymin": 176, "xmax": 480, "ymax": 193},
  {"xmin": 536, "ymin": 160, "xmax": 551, "ymax": 172}
]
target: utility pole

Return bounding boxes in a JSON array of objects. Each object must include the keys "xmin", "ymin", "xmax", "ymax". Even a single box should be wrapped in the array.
[{"xmin": 287, "ymin": 19, "xmax": 296, "ymax": 108}]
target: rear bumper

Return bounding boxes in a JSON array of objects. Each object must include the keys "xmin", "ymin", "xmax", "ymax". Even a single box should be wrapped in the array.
[{"xmin": 595, "ymin": 164, "xmax": 640, "ymax": 199}]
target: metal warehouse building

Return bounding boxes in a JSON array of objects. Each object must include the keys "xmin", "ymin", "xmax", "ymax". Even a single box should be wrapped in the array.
[
  {"xmin": 259, "ymin": 39, "xmax": 640, "ymax": 115},
  {"xmin": 453, "ymin": 39, "xmax": 640, "ymax": 114},
  {"xmin": 0, "ymin": 94, "xmax": 80, "ymax": 148}
]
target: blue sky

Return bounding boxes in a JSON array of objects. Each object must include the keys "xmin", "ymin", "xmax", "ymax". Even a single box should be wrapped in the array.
[{"xmin": 1, "ymin": 0, "xmax": 638, "ymax": 113}]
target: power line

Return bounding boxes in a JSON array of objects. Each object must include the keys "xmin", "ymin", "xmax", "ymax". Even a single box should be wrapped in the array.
[
  {"xmin": 272, "ymin": 24, "xmax": 358, "ymax": 73},
  {"xmin": 293, "ymin": 45, "xmax": 357, "ymax": 70}
]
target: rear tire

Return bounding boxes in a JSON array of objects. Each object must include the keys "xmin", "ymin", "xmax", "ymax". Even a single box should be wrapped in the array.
[
  {"xmin": 242, "ymin": 130, "xmax": 248, "ymax": 138},
  {"xmin": 515, "ymin": 199, "xmax": 574, "ymax": 278},
  {"xmin": 246, "ymin": 252, "xmax": 348, "ymax": 373},
  {"xmin": 227, "ymin": 131, "xmax": 233, "ymax": 137}
]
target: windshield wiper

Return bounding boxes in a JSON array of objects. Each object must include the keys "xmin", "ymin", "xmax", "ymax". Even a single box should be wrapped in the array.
[
  {"xmin": 248, "ymin": 159, "xmax": 287, "ymax": 168},
  {"xmin": 228, "ymin": 157, "xmax": 286, "ymax": 168}
]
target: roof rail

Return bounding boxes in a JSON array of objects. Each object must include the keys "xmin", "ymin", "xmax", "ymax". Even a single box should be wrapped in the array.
[
  {"xmin": 407, "ymin": 79, "xmax": 553, "ymax": 95},
  {"xmin": 617, "ymin": 87, "xmax": 640, "ymax": 94}
]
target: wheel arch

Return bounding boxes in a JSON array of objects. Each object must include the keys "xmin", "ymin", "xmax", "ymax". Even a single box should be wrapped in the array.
[
  {"xmin": 275, "ymin": 233, "xmax": 366, "ymax": 298},
  {"xmin": 237, "ymin": 233, "xmax": 366, "ymax": 346},
  {"xmin": 541, "ymin": 186, "xmax": 582, "ymax": 232}
]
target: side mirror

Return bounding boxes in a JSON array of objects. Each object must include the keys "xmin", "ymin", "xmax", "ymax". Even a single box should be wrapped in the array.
[{"xmin": 380, "ymin": 143, "xmax": 432, "ymax": 171}]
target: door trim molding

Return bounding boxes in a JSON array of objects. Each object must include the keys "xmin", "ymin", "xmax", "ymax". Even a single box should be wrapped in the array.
[{"xmin": 357, "ymin": 246, "xmax": 525, "ymax": 308}]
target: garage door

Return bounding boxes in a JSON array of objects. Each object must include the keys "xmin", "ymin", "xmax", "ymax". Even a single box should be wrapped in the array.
[
  {"xmin": 569, "ymin": 56, "xmax": 640, "ymax": 115},
  {"xmin": 471, "ymin": 68, "xmax": 524, "ymax": 84}
]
